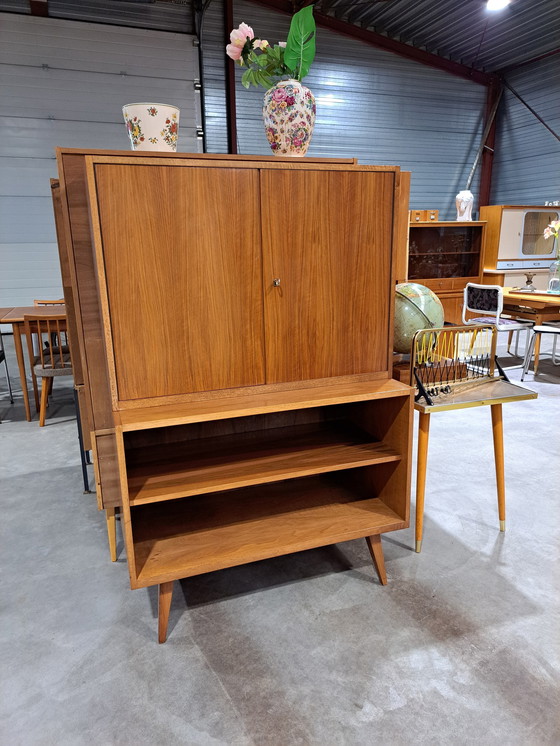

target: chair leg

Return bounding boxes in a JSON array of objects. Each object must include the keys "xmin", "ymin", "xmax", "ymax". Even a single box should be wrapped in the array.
[
  {"xmin": 158, "ymin": 581, "xmax": 174, "ymax": 643},
  {"xmin": 521, "ymin": 333, "xmax": 536, "ymax": 381},
  {"xmin": 533, "ymin": 332, "xmax": 542, "ymax": 374},
  {"xmin": 366, "ymin": 534, "xmax": 387, "ymax": 585},
  {"xmin": 490, "ymin": 404, "xmax": 506, "ymax": 532},
  {"xmin": 39, "ymin": 377, "xmax": 49, "ymax": 426},
  {"xmin": 415, "ymin": 412, "xmax": 431, "ymax": 553},
  {"xmin": 507, "ymin": 330, "xmax": 514, "ymax": 353},
  {"xmin": 106, "ymin": 507, "xmax": 117, "ymax": 562}
]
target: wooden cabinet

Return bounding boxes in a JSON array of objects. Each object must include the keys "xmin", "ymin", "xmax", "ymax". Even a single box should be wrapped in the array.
[
  {"xmin": 58, "ymin": 150, "xmax": 413, "ymax": 641},
  {"xmin": 407, "ymin": 221, "xmax": 486, "ymax": 324}
]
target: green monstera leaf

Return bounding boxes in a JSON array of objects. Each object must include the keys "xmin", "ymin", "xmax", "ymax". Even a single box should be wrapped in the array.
[{"xmin": 284, "ymin": 6, "xmax": 316, "ymax": 81}]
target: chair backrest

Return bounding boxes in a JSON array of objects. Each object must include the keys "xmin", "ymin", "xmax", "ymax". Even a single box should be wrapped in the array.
[
  {"xmin": 462, "ymin": 283, "xmax": 504, "ymax": 324},
  {"xmin": 33, "ymin": 299, "xmax": 65, "ymax": 306},
  {"xmin": 411, "ymin": 325, "xmax": 498, "ymax": 399},
  {"xmin": 23, "ymin": 314, "xmax": 71, "ymax": 372}
]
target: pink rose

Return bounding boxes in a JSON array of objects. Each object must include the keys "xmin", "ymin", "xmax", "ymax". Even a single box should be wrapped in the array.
[
  {"xmin": 253, "ymin": 39, "xmax": 269, "ymax": 50},
  {"xmin": 230, "ymin": 22, "xmax": 254, "ymax": 47},
  {"xmin": 278, "ymin": 41, "xmax": 287, "ymax": 47},
  {"xmin": 273, "ymin": 88, "xmax": 287, "ymax": 101},
  {"xmin": 286, "ymin": 95, "xmax": 295, "ymax": 106},
  {"xmin": 226, "ymin": 43, "xmax": 242, "ymax": 61}
]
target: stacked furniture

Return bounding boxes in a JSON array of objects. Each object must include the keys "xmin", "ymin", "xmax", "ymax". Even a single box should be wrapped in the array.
[
  {"xmin": 407, "ymin": 221, "xmax": 486, "ymax": 324},
  {"xmin": 56, "ymin": 150, "xmax": 413, "ymax": 641}
]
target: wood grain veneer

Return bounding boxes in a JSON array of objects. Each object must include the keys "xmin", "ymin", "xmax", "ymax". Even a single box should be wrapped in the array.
[
  {"xmin": 89, "ymin": 162, "xmax": 265, "ymax": 401},
  {"xmin": 116, "ymin": 378, "xmax": 412, "ymax": 431},
  {"xmin": 125, "ymin": 420, "xmax": 402, "ymax": 505},
  {"xmin": 131, "ymin": 475, "xmax": 406, "ymax": 587},
  {"xmin": 262, "ymin": 169, "xmax": 394, "ymax": 382}
]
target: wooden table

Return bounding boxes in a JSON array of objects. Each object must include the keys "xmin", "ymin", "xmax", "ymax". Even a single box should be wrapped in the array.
[
  {"xmin": 0, "ymin": 305, "xmax": 67, "ymax": 421},
  {"xmin": 502, "ymin": 288, "xmax": 560, "ymax": 371}
]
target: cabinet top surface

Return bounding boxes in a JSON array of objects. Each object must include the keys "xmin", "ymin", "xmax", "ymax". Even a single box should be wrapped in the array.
[
  {"xmin": 115, "ymin": 378, "xmax": 413, "ymax": 432},
  {"xmin": 480, "ymin": 205, "xmax": 556, "ymax": 210},
  {"xmin": 56, "ymin": 147, "xmax": 356, "ymax": 164},
  {"xmin": 409, "ymin": 221, "xmax": 486, "ymax": 227}
]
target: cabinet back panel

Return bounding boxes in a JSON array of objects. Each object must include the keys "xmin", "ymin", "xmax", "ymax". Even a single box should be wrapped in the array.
[
  {"xmin": 90, "ymin": 164, "xmax": 265, "ymax": 401},
  {"xmin": 261, "ymin": 170, "xmax": 394, "ymax": 383}
]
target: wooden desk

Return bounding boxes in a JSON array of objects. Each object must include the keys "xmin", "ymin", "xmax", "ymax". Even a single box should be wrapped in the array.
[
  {"xmin": 502, "ymin": 288, "xmax": 560, "ymax": 371},
  {"xmin": 0, "ymin": 305, "xmax": 67, "ymax": 421}
]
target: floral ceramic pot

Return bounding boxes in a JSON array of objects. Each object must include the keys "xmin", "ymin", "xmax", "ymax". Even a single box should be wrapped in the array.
[
  {"xmin": 262, "ymin": 80, "xmax": 316, "ymax": 157},
  {"xmin": 122, "ymin": 103, "xmax": 180, "ymax": 151}
]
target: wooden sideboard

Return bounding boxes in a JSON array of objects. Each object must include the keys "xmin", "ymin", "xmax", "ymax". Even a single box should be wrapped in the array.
[
  {"xmin": 56, "ymin": 150, "xmax": 413, "ymax": 641},
  {"xmin": 408, "ymin": 221, "xmax": 486, "ymax": 324}
]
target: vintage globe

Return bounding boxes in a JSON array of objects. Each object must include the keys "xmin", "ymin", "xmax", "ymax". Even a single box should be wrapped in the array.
[{"xmin": 394, "ymin": 282, "xmax": 445, "ymax": 353}]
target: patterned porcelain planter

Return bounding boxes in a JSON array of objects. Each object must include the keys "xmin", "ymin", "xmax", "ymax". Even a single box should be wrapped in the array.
[
  {"xmin": 262, "ymin": 80, "xmax": 316, "ymax": 157},
  {"xmin": 122, "ymin": 103, "xmax": 180, "ymax": 151}
]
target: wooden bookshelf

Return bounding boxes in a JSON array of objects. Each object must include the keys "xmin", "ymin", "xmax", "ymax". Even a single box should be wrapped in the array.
[
  {"xmin": 132, "ymin": 476, "xmax": 406, "ymax": 586},
  {"xmin": 126, "ymin": 420, "xmax": 401, "ymax": 506}
]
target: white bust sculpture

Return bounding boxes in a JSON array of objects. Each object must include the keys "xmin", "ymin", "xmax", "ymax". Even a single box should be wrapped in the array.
[{"xmin": 455, "ymin": 190, "xmax": 474, "ymax": 221}]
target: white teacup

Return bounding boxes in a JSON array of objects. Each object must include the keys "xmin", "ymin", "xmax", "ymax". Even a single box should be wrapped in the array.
[{"xmin": 122, "ymin": 103, "xmax": 180, "ymax": 151}]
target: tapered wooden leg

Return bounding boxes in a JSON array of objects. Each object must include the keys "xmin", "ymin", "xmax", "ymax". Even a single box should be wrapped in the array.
[
  {"xmin": 13, "ymin": 326, "xmax": 31, "ymax": 421},
  {"xmin": 39, "ymin": 377, "xmax": 49, "ymax": 426},
  {"xmin": 47, "ymin": 377, "xmax": 54, "ymax": 396},
  {"xmin": 533, "ymin": 332, "xmax": 542, "ymax": 374},
  {"xmin": 106, "ymin": 507, "xmax": 117, "ymax": 561},
  {"xmin": 158, "ymin": 582, "xmax": 174, "ymax": 643},
  {"xmin": 507, "ymin": 330, "xmax": 514, "ymax": 353},
  {"xmin": 490, "ymin": 403, "xmax": 506, "ymax": 532},
  {"xmin": 366, "ymin": 534, "xmax": 387, "ymax": 585},
  {"xmin": 415, "ymin": 412, "xmax": 431, "ymax": 552}
]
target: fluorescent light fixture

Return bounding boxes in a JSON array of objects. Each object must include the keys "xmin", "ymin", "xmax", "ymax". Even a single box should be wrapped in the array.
[{"xmin": 486, "ymin": 0, "xmax": 511, "ymax": 10}]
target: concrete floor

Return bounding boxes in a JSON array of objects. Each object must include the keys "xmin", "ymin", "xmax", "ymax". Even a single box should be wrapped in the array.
[{"xmin": 1, "ymin": 334, "xmax": 559, "ymax": 746}]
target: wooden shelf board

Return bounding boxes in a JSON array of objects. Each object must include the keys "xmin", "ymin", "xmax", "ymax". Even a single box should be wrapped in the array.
[
  {"xmin": 132, "ymin": 476, "xmax": 406, "ymax": 587},
  {"xmin": 127, "ymin": 421, "xmax": 401, "ymax": 505},
  {"xmin": 116, "ymin": 378, "xmax": 412, "ymax": 431}
]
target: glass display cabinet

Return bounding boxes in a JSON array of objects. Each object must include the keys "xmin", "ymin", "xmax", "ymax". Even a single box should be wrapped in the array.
[
  {"xmin": 480, "ymin": 205, "xmax": 559, "ymax": 292},
  {"xmin": 408, "ymin": 221, "xmax": 485, "ymax": 324}
]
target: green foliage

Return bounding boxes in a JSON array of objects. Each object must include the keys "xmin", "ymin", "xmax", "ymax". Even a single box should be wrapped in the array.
[
  {"xmin": 283, "ymin": 6, "xmax": 316, "ymax": 81},
  {"xmin": 241, "ymin": 45, "xmax": 287, "ymax": 89}
]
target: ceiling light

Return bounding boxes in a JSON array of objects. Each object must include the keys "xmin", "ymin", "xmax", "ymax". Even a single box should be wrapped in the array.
[{"xmin": 486, "ymin": 0, "xmax": 511, "ymax": 10}]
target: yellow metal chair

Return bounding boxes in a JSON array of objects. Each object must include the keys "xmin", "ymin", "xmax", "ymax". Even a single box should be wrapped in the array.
[{"xmin": 411, "ymin": 325, "xmax": 537, "ymax": 552}]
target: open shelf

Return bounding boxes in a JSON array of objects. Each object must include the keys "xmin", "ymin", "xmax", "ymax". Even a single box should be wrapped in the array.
[
  {"xmin": 126, "ymin": 421, "xmax": 401, "ymax": 505},
  {"xmin": 131, "ymin": 474, "xmax": 406, "ymax": 587}
]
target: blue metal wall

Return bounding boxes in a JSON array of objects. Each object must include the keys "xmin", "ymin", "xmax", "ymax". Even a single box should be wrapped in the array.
[{"xmin": 491, "ymin": 55, "xmax": 560, "ymax": 205}]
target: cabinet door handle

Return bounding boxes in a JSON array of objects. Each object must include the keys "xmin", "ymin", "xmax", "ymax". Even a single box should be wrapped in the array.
[{"xmin": 273, "ymin": 278, "xmax": 281, "ymax": 287}]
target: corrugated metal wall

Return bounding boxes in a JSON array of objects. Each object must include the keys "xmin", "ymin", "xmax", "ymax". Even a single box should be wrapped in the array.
[
  {"xmin": 201, "ymin": 0, "xmax": 487, "ymax": 219},
  {"xmin": 491, "ymin": 56, "xmax": 560, "ymax": 205},
  {"xmin": 0, "ymin": 12, "xmax": 200, "ymax": 309},
  {"xmin": 200, "ymin": 0, "xmax": 229, "ymax": 154}
]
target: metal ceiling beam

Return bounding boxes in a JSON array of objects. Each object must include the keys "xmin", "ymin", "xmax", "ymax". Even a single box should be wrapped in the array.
[
  {"xmin": 249, "ymin": 0, "xmax": 498, "ymax": 86},
  {"xmin": 29, "ymin": 0, "xmax": 48, "ymax": 16}
]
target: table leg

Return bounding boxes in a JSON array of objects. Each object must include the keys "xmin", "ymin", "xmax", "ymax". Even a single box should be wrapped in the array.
[
  {"xmin": 12, "ymin": 325, "xmax": 31, "ymax": 421},
  {"xmin": 415, "ymin": 412, "xmax": 431, "ymax": 553},
  {"xmin": 490, "ymin": 403, "xmax": 506, "ymax": 532}
]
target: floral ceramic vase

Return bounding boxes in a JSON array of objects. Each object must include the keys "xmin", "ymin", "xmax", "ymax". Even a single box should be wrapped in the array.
[
  {"xmin": 122, "ymin": 103, "xmax": 180, "ymax": 151},
  {"xmin": 262, "ymin": 80, "xmax": 316, "ymax": 157}
]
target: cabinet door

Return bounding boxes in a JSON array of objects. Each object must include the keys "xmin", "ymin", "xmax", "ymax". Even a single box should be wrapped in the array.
[
  {"xmin": 90, "ymin": 163, "xmax": 265, "ymax": 400},
  {"xmin": 261, "ymin": 169, "xmax": 394, "ymax": 383}
]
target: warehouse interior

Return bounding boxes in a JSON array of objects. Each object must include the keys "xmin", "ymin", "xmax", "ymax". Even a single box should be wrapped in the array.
[{"xmin": 0, "ymin": 0, "xmax": 559, "ymax": 743}]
